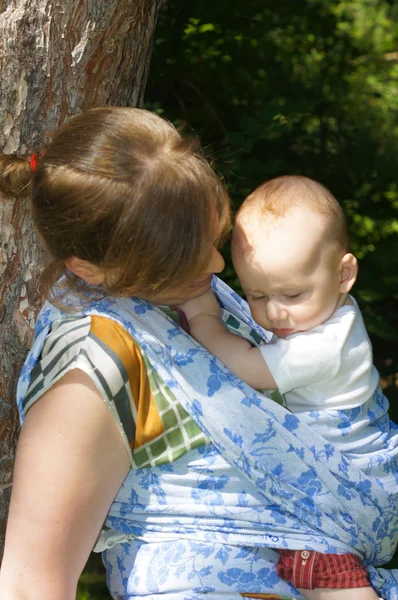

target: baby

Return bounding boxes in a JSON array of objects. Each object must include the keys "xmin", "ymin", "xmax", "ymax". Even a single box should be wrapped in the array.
[{"xmin": 180, "ymin": 175, "xmax": 381, "ymax": 600}]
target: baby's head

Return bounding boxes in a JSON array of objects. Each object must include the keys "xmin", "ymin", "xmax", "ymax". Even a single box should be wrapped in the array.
[{"xmin": 232, "ymin": 175, "xmax": 357, "ymax": 337}]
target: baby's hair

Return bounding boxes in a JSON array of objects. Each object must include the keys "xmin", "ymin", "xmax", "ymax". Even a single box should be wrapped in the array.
[
  {"xmin": 0, "ymin": 107, "xmax": 231, "ymax": 302},
  {"xmin": 237, "ymin": 175, "xmax": 350, "ymax": 253}
]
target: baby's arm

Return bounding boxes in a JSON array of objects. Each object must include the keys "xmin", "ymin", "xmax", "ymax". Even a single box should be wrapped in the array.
[{"xmin": 180, "ymin": 289, "xmax": 277, "ymax": 390}]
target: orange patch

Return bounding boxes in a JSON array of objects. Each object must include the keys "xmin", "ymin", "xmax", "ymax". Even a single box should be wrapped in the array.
[{"xmin": 90, "ymin": 317, "xmax": 165, "ymax": 450}]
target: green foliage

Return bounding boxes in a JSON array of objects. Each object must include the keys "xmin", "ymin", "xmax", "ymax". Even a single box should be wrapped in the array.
[
  {"xmin": 77, "ymin": 554, "xmax": 111, "ymax": 599},
  {"xmin": 146, "ymin": 0, "xmax": 398, "ymax": 340}
]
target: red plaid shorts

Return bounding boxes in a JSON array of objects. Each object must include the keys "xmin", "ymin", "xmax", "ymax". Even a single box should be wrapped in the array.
[{"xmin": 276, "ymin": 549, "xmax": 370, "ymax": 590}]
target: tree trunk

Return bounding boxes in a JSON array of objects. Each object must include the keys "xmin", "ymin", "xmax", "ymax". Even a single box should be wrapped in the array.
[{"xmin": 0, "ymin": 0, "xmax": 160, "ymax": 557}]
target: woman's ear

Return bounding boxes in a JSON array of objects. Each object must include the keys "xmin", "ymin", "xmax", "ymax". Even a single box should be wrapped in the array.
[
  {"xmin": 65, "ymin": 257, "xmax": 106, "ymax": 285},
  {"xmin": 339, "ymin": 253, "xmax": 358, "ymax": 294}
]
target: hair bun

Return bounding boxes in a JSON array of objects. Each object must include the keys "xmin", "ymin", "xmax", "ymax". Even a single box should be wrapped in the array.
[{"xmin": 0, "ymin": 154, "xmax": 32, "ymax": 197}]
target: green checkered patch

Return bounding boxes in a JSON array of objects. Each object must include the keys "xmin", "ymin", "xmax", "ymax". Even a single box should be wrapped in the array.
[
  {"xmin": 222, "ymin": 311, "xmax": 263, "ymax": 346},
  {"xmin": 133, "ymin": 356, "xmax": 210, "ymax": 469}
]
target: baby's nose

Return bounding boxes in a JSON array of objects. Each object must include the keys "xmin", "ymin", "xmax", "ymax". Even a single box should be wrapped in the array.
[{"xmin": 266, "ymin": 299, "xmax": 288, "ymax": 322}]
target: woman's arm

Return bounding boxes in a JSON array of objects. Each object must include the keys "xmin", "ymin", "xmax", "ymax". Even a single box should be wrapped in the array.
[
  {"xmin": 180, "ymin": 290, "xmax": 277, "ymax": 390},
  {"xmin": 0, "ymin": 369, "xmax": 131, "ymax": 600}
]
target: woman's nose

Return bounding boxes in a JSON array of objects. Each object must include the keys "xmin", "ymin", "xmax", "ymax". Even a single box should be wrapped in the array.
[
  {"xmin": 207, "ymin": 247, "xmax": 225, "ymax": 274},
  {"xmin": 266, "ymin": 299, "xmax": 288, "ymax": 322}
]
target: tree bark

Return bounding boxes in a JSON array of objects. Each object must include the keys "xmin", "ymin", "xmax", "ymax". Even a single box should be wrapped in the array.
[{"xmin": 0, "ymin": 0, "xmax": 160, "ymax": 557}]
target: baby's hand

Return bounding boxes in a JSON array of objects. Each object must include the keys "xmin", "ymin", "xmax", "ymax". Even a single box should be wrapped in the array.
[{"xmin": 178, "ymin": 289, "xmax": 221, "ymax": 322}]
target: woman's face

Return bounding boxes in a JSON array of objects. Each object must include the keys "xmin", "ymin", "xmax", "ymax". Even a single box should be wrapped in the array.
[
  {"xmin": 148, "ymin": 245, "xmax": 225, "ymax": 306},
  {"xmin": 67, "ymin": 216, "xmax": 227, "ymax": 306}
]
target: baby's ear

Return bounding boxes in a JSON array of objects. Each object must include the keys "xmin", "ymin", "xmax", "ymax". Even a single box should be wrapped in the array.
[{"xmin": 339, "ymin": 253, "xmax": 358, "ymax": 293}]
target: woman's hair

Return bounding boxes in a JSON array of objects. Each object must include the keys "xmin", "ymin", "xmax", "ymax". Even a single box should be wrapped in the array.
[{"xmin": 0, "ymin": 107, "xmax": 231, "ymax": 302}]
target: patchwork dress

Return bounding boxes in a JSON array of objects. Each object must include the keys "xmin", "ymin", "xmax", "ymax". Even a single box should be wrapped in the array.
[{"xmin": 17, "ymin": 278, "xmax": 398, "ymax": 600}]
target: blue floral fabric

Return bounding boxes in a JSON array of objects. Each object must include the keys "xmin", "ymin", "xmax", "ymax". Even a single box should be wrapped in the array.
[
  {"xmin": 17, "ymin": 277, "xmax": 398, "ymax": 599},
  {"xmin": 101, "ymin": 445, "xmax": 303, "ymax": 599}
]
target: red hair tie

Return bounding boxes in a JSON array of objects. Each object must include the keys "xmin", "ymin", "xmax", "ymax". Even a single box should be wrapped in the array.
[{"xmin": 30, "ymin": 153, "xmax": 39, "ymax": 171}]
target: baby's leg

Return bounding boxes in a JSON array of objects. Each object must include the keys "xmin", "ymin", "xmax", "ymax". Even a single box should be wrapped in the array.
[
  {"xmin": 276, "ymin": 550, "xmax": 380, "ymax": 600},
  {"xmin": 298, "ymin": 587, "xmax": 380, "ymax": 600}
]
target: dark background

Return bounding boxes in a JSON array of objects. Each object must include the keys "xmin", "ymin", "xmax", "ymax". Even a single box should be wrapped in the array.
[{"xmin": 78, "ymin": 1, "xmax": 398, "ymax": 596}]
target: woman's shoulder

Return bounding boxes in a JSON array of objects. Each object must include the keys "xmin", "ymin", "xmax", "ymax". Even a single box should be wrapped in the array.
[
  {"xmin": 23, "ymin": 312, "xmax": 211, "ymax": 470},
  {"xmin": 34, "ymin": 313, "xmax": 143, "ymax": 387},
  {"xmin": 42, "ymin": 313, "xmax": 141, "ymax": 352},
  {"xmin": 24, "ymin": 315, "xmax": 144, "ymax": 450}
]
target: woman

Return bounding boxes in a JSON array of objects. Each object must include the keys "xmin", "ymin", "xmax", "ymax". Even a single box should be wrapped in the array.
[{"xmin": 0, "ymin": 107, "xmax": 396, "ymax": 600}]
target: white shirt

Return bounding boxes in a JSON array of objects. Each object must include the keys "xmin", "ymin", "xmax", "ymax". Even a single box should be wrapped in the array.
[{"xmin": 259, "ymin": 296, "xmax": 380, "ymax": 412}]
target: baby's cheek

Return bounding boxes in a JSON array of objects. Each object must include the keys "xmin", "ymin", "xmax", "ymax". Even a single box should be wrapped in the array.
[{"xmin": 250, "ymin": 304, "xmax": 267, "ymax": 328}]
